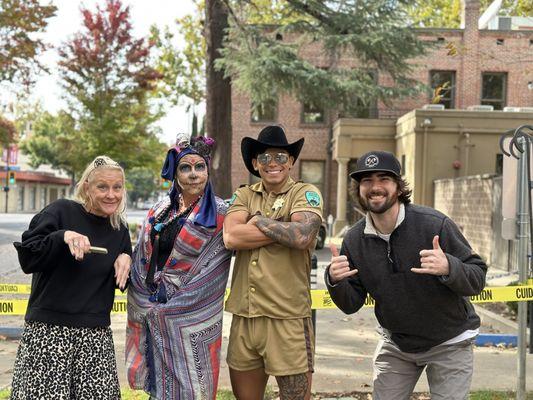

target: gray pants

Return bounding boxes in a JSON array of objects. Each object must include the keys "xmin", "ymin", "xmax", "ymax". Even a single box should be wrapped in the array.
[{"xmin": 372, "ymin": 337, "xmax": 474, "ymax": 400}]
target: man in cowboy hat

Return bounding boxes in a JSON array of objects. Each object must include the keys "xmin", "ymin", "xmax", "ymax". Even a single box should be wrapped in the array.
[
  {"xmin": 223, "ymin": 125, "xmax": 323, "ymax": 400},
  {"xmin": 326, "ymin": 150, "xmax": 487, "ymax": 400}
]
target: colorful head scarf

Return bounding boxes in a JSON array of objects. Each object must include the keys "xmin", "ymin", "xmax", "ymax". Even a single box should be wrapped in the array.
[{"xmin": 160, "ymin": 135, "xmax": 217, "ymax": 228}]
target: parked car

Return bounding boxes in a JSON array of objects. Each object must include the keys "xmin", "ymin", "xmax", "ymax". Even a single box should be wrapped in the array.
[{"xmin": 315, "ymin": 221, "xmax": 327, "ymax": 250}]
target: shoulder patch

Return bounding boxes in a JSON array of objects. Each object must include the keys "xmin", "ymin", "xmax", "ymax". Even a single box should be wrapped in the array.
[
  {"xmin": 305, "ymin": 191, "xmax": 321, "ymax": 207},
  {"xmin": 227, "ymin": 193, "xmax": 237, "ymax": 206}
]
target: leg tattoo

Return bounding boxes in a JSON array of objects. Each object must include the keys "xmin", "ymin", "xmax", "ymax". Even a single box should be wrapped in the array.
[{"xmin": 277, "ymin": 373, "xmax": 309, "ymax": 400}]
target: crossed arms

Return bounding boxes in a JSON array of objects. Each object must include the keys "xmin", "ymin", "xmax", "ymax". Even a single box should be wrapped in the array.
[{"xmin": 223, "ymin": 210, "xmax": 322, "ymax": 250}]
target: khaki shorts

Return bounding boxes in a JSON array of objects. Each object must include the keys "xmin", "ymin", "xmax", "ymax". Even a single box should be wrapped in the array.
[{"xmin": 226, "ymin": 315, "xmax": 314, "ymax": 376}]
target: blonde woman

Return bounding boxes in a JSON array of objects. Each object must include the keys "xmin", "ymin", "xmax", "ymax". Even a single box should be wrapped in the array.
[{"xmin": 11, "ymin": 155, "xmax": 132, "ymax": 399}]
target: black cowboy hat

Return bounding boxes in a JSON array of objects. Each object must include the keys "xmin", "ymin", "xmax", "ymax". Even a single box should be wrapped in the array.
[{"xmin": 241, "ymin": 125, "xmax": 305, "ymax": 177}]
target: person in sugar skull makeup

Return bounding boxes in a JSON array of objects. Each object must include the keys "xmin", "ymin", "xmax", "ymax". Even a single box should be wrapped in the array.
[{"xmin": 126, "ymin": 135, "xmax": 232, "ymax": 399}]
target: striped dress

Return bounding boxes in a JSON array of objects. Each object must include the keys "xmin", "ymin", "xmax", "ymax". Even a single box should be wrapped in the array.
[{"xmin": 126, "ymin": 195, "xmax": 231, "ymax": 399}]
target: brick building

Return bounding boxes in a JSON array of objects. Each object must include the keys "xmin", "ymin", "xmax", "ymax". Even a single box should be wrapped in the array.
[{"xmin": 230, "ymin": 0, "xmax": 533, "ymax": 232}]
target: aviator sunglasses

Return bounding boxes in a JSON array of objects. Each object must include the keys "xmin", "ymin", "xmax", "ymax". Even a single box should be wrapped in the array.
[
  {"xmin": 257, "ymin": 152, "xmax": 289, "ymax": 165},
  {"xmin": 177, "ymin": 162, "xmax": 207, "ymax": 173}
]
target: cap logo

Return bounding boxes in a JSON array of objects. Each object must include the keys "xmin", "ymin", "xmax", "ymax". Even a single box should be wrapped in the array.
[{"xmin": 365, "ymin": 155, "xmax": 379, "ymax": 168}]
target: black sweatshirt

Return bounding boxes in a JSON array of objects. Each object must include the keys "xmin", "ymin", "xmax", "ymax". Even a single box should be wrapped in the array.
[
  {"xmin": 13, "ymin": 199, "xmax": 132, "ymax": 328},
  {"xmin": 326, "ymin": 204, "xmax": 487, "ymax": 353}
]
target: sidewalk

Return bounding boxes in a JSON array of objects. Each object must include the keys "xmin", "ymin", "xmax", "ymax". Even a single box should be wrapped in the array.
[{"xmin": 0, "ymin": 266, "xmax": 532, "ymax": 394}]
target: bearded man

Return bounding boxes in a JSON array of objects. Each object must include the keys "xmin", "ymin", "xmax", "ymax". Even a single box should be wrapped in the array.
[{"xmin": 326, "ymin": 150, "xmax": 487, "ymax": 400}]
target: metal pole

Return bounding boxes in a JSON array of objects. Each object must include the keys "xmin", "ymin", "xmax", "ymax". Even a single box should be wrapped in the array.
[
  {"xmin": 4, "ymin": 145, "xmax": 10, "ymax": 213},
  {"xmin": 516, "ymin": 137, "xmax": 529, "ymax": 400},
  {"xmin": 310, "ymin": 253, "xmax": 318, "ymax": 338}
]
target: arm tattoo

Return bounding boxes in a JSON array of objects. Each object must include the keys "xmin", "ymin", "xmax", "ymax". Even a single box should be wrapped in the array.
[
  {"xmin": 277, "ymin": 373, "xmax": 310, "ymax": 400},
  {"xmin": 254, "ymin": 211, "xmax": 322, "ymax": 249}
]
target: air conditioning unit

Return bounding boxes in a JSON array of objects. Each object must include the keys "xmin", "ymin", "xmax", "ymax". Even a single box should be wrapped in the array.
[
  {"xmin": 518, "ymin": 107, "xmax": 533, "ymax": 113},
  {"xmin": 467, "ymin": 105, "xmax": 494, "ymax": 111},
  {"xmin": 503, "ymin": 106, "xmax": 521, "ymax": 112},
  {"xmin": 422, "ymin": 104, "xmax": 445, "ymax": 110}
]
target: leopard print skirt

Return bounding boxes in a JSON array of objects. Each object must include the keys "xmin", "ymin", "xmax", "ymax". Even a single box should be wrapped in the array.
[{"xmin": 10, "ymin": 321, "xmax": 121, "ymax": 399}]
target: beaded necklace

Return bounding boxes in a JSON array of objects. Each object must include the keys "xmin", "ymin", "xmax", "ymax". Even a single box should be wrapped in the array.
[
  {"xmin": 146, "ymin": 194, "xmax": 201, "ymax": 294},
  {"xmin": 153, "ymin": 194, "xmax": 199, "ymax": 231}
]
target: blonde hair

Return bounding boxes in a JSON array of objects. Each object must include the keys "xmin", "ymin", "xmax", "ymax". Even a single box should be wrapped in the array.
[{"xmin": 74, "ymin": 155, "xmax": 127, "ymax": 230}]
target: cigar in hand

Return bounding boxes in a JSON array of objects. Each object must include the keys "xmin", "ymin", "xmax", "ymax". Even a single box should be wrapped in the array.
[{"xmin": 89, "ymin": 246, "xmax": 108, "ymax": 255}]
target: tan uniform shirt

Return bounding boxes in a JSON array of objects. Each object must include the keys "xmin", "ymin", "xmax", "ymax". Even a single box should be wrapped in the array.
[{"xmin": 225, "ymin": 177, "xmax": 323, "ymax": 319}]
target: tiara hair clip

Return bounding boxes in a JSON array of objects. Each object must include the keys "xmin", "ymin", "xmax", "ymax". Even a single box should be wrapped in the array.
[{"xmin": 93, "ymin": 157, "xmax": 120, "ymax": 168}]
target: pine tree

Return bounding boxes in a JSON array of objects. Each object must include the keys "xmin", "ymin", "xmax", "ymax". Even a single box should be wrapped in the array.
[{"xmin": 218, "ymin": 0, "xmax": 428, "ymax": 115}]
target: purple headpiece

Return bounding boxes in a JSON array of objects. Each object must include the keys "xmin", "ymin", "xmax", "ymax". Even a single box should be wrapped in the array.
[{"xmin": 161, "ymin": 135, "xmax": 217, "ymax": 227}]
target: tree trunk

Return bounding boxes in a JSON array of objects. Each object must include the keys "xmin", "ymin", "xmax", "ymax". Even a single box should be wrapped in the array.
[{"xmin": 205, "ymin": 0, "xmax": 232, "ymax": 199}]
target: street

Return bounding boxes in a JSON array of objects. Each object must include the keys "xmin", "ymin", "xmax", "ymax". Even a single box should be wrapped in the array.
[{"xmin": 1, "ymin": 211, "xmax": 532, "ymax": 393}]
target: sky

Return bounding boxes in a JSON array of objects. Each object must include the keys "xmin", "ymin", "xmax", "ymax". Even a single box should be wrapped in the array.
[{"xmin": 28, "ymin": 0, "xmax": 202, "ymax": 145}]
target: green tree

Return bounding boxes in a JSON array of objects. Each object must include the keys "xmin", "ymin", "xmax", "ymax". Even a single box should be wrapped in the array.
[
  {"xmin": 0, "ymin": 116, "xmax": 16, "ymax": 147},
  {"xmin": 406, "ymin": 0, "xmax": 533, "ymax": 28},
  {"xmin": 218, "ymin": 0, "xmax": 427, "ymax": 116},
  {"xmin": 57, "ymin": 0, "xmax": 164, "ymax": 176},
  {"xmin": 127, "ymin": 166, "xmax": 158, "ymax": 204},
  {"xmin": 19, "ymin": 110, "xmax": 80, "ymax": 185},
  {"xmin": 0, "ymin": 0, "xmax": 57, "ymax": 86},
  {"xmin": 159, "ymin": 1, "xmax": 428, "ymax": 196},
  {"xmin": 150, "ymin": 1, "xmax": 205, "ymax": 138}
]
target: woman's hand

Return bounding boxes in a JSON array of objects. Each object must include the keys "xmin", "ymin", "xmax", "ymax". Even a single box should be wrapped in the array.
[
  {"xmin": 114, "ymin": 253, "xmax": 131, "ymax": 290},
  {"xmin": 64, "ymin": 230, "xmax": 91, "ymax": 261}
]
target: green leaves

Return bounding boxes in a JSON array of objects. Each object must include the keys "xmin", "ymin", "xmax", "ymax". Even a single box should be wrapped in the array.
[
  {"xmin": 405, "ymin": 0, "xmax": 533, "ymax": 28},
  {"xmin": 53, "ymin": 0, "xmax": 165, "ymax": 178},
  {"xmin": 0, "ymin": 0, "xmax": 57, "ymax": 86},
  {"xmin": 0, "ymin": 116, "xmax": 16, "ymax": 146},
  {"xmin": 218, "ymin": 0, "xmax": 428, "ymax": 114},
  {"xmin": 151, "ymin": 2, "xmax": 205, "ymax": 107}
]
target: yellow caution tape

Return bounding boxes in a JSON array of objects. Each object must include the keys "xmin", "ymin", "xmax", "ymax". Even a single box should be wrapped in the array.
[
  {"xmin": 0, "ymin": 284, "xmax": 31, "ymax": 294},
  {"xmin": 0, "ymin": 284, "xmax": 125, "ymax": 296},
  {"xmin": 1, "ymin": 285, "xmax": 533, "ymax": 315}
]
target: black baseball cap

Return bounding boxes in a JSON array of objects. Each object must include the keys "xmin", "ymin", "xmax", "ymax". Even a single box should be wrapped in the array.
[{"xmin": 349, "ymin": 151, "xmax": 401, "ymax": 181}]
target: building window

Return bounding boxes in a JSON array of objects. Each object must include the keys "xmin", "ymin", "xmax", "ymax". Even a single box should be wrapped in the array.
[
  {"xmin": 30, "ymin": 186, "xmax": 37, "ymax": 210},
  {"xmin": 401, "ymin": 155, "xmax": 406, "ymax": 173},
  {"xmin": 300, "ymin": 160, "xmax": 325, "ymax": 197},
  {"xmin": 40, "ymin": 187, "xmax": 47, "ymax": 208},
  {"xmin": 301, "ymin": 102, "xmax": 325, "ymax": 124},
  {"xmin": 251, "ymin": 100, "xmax": 277, "ymax": 123},
  {"xmin": 340, "ymin": 97, "xmax": 378, "ymax": 119},
  {"xmin": 17, "ymin": 185, "xmax": 25, "ymax": 211},
  {"xmin": 481, "ymin": 72, "xmax": 507, "ymax": 110},
  {"xmin": 430, "ymin": 70, "xmax": 456, "ymax": 109},
  {"xmin": 496, "ymin": 154, "xmax": 503, "ymax": 175}
]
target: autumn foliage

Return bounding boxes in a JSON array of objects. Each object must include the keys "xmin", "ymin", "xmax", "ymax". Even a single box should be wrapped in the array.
[
  {"xmin": 54, "ymin": 0, "xmax": 164, "ymax": 175},
  {"xmin": 0, "ymin": 0, "xmax": 56, "ymax": 85}
]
